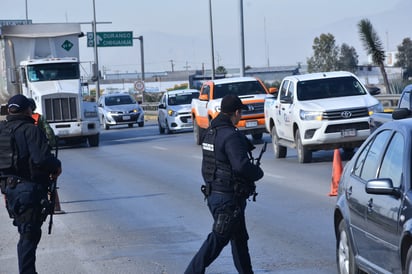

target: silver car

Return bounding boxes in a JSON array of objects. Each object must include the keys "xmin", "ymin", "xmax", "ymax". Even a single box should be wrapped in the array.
[
  {"xmin": 158, "ymin": 89, "xmax": 199, "ymax": 134},
  {"xmin": 98, "ymin": 93, "xmax": 144, "ymax": 130}
]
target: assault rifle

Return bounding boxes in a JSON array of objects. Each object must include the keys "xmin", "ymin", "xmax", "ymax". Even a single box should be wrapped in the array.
[
  {"xmin": 251, "ymin": 142, "xmax": 267, "ymax": 201},
  {"xmin": 48, "ymin": 138, "xmax": 59, "ymax": 235},
  {"xmin": 254, "ymin": 142, "xmax": 267, "ymax": 166}
]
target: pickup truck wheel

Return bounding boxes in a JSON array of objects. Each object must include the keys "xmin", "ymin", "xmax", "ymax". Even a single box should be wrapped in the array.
[
  {"xmin": 295, "ymin": 129, "xmax": 312, "ymax": 163},
  {"xmin": 194, "ymin": 120, "xmax": 204, "ymax": 145},
  {"xmin": 271, "ymin": 127, "xmax": 286, "ymax": 158},
  {"xmin": 342, "ymin": 148, "xmax": 354, "ymax": 160},
  {"xmin": 252, "ymin": 133, "xmax": 263, "ymax": 140}
]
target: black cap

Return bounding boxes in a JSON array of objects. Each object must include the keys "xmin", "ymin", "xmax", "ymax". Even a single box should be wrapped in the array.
[
  {"xmin": 7, "ymin": 94, "xmax": 31, "ymax": 113},
  {"xmin": 221, "ymin": 94, "xmax": 247, "ymax": 113}
]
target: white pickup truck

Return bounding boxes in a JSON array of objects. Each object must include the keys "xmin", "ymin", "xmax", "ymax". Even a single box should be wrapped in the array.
[{"xmin": 264, "ymin": 71, "xmax": 383, "ymax": 163}]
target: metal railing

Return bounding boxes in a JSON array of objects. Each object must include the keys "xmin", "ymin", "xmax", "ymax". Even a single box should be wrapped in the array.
[
  {"xmin": 374, "ymin": 94, "xmax": 400, "ymax": 111},
  {"xmin": 141, "ymin": 102, "xmax": 159, "ymax": 117}
]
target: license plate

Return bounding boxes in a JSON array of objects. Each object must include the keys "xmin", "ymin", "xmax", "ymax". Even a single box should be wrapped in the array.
[
  {"xmin": 245, "ymin": 120, "xmax": 258, "ymax": 128},
  {"xmin": 341, "ymin": 128, "xmax": 357, "ymax": 137},
  {"xmin": 58, "ymin": 130, "xmax": 69, "ymax": 136},
  {"xmin": 123, "ymin": 115, "xmax": 131, "ymax": 120}
]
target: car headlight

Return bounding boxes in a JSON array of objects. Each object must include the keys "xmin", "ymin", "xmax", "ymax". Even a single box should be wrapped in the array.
[
  {"xmin": 300, "ymin": 110, "xmax": 323, "ymax": 121},
  {"xmin": 368, "ymin": 103, "xmax": 384, "ymax": 115},
  {"xmin": 168, "ymin": 109, "xmax": 177, "ymax": 116}
]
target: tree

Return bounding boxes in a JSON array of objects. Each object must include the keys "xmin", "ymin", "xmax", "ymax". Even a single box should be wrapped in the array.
[
  {"xmin": 215, "ymin": 66, "xmax": 227, "ymax": 75},
  {"xmin": 395, "ymin": 37, "xmax": 412, "ymax": 79},
  {"xmin": 338, "ymin": 43, "xmax": 358, "ymax": 73},
  {"xmin": 358, "ymin": 18, "xmax": 391, "ymax": 93},
  {"xmin": 307, "ymin": 33, "xmax": 339, "ymax": 72}
]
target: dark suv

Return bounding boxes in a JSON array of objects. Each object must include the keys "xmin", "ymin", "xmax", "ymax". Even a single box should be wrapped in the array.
[{"xmin": 334, "ymin": 118, "xmax": 412, "ymax": 274}]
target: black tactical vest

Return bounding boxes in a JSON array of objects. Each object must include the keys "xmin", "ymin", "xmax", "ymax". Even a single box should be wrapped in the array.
[{"xmin": 201, "ymin": 126, "xmax": 232, "ymax": 186}]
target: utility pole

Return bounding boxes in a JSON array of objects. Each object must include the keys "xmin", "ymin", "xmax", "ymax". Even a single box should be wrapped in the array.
[
  {"xmin": 92, "ymin": 0, "xmax": 100, "ymax": 99},
  {"xmin": 209, "ymin": 0, "xmax": 216, "ymax": 79},
  {"xmin": 169, "ymin": 59, "xmax": 175, "ymax": 72},
  {"xmin": 239, "ymin": 0, "xmax": 245, "ymax": 77},
  {"xmin": 184, "ymin": 61, "xmax": 191, "ymax": 72}
]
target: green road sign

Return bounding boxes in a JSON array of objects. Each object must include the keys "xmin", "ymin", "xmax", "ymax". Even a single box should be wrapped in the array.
[{"xmin": 87, "ymin": 31, "xmax": 133, "ymax": 47}]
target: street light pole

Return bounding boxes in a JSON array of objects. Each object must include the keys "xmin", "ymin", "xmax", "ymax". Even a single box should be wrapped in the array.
[
  {"xmin": 92, "ymin": 0, "xmax": 101, "ymax": 100},
  {"xmin": 134, "ymin": 36, "xmax": 145, "ymax": 103},
  {"xmin": 209, "ymin": 0, "xmax": 216, "ymax": 80},
  {"xmin": 239, "ymin": 0, "xmax": 245, "ymax": 77},
  {"xmin": 25, "ymin": 0, "xmax": 28, "ymax": 22}
]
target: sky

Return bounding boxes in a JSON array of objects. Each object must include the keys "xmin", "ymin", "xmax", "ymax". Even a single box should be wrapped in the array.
[{"xmin": 1, "ymin": 0, "xmax": 410, "ymax": 75}]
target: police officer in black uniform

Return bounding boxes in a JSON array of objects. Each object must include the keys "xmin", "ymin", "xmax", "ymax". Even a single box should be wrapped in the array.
[
  {"xmin": 3, "ymin": 94, "xmax": 62, "ymax": 274},
  {"xmin": 185, "ymin": 94, "xmax": 264, "ymax": 274}
]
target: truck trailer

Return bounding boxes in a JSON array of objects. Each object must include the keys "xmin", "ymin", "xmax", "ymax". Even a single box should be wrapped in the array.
[{"xmin": 0, "ymin": 23, "xmax": 100, "ymax": 146}]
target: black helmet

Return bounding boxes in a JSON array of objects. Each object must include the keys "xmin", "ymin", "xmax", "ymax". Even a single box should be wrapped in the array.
[{"xmin": 28, "ymin": 98, "xmax": 36, "ymax": 111}]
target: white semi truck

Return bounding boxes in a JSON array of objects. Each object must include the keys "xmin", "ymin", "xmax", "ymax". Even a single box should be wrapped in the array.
[{"xmin": 0, "ymin": 23, "xmax": 100, "ymax": 146}]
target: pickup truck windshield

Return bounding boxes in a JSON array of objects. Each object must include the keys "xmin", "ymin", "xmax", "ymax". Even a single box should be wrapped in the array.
[
  {"xmin": 213, "ymin": 80, "xmax": 266, "ymax": 99},
  {"xmin": 27, "ymin": 62, "xmax": 80, "ymax": 82},
  {"xmin": 297, "ymin": 76, "xmax": 367, "ymax": 101}
]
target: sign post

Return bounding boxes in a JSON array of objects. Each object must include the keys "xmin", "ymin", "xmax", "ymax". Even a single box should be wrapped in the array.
[{"xmin": 87, "ymin": 31, "xmax": 133, "ymax": 47}]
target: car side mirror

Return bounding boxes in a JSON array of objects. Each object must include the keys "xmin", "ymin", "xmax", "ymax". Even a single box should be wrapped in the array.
[
  {"xmin": 268, "ymin": 87, "xmax": 278, "ymax": 96},
  {"xmin": 367, "ymin": 86, "xmax": 381, "ymax": 95},
  {"xmin": 365, "ymin": 178, "xmax": 401, "ymax": 198},
  {"xmin": 0, "ymin": 104, "xmax": 8, "ymax": 115},
  {"xmin": 392, "ymin": 108, "xmax": 411, "ymax": 120},
  {"xmin": 280, "ymin": 96, "xmax": 292, "ymax": 104},
  {"xmin": 158, "ymin": 103, "xmax": 165, "ymax": 109}
]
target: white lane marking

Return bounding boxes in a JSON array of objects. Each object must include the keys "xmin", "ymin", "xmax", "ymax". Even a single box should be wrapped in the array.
[
  {"xmin": 152, "ymin": 145, "xmax": 168, "ymax": 150},
  {"xmin": 263, "ymin": 173, "xmax": 285, "ymax": 180}
]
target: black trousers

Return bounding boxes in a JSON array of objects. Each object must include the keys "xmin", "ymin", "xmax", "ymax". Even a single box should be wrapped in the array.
[
  {"xmin": 6, "ymin": 181, "xmax": 46, "ymax": 274},
  {"xmin": 185, "ymin": 192, "xmax": 253, "ymax": 274},
  {"xmin": 17, "ymin": 221, "xmax": 42, "ymax": 274}
]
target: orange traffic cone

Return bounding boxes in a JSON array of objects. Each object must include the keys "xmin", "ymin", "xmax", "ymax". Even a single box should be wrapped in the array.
[
  {"xmin": 328, "ymin": 149, "xmax": 343, "ymax": 196},
  {"xmin": 53, "ymin": 189, "xmax": 65, "ymax": 214}
]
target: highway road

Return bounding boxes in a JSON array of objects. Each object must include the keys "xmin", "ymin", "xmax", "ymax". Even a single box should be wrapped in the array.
[{"xmin": 0, "ymin": 121, "xmax": 342, "ymax": 274}]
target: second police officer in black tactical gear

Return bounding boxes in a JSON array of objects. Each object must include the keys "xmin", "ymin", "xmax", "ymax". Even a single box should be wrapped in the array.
[
  {"xmin": 1, "ymin": 94, "xmax": 62, "ymax": 274},
  {"xmin": 185, "ymin": 94, "xmax": 264, "ymax": 274}
]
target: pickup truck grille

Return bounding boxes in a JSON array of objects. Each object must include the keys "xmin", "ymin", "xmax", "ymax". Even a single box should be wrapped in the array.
[
  {"xmin": 243, "ymin": 102, "xmax": 264, "ymax": 115},
  {"xmin": 323, "ymin": 107, "xmax": 369, "ymax": 120},
  {"xmin": 44, "ymin": 97, "xmax": 78, "ymax": 122},
  {"xmin": 325, "ymin": 122, "xmax": 369, "ymax": 133}
]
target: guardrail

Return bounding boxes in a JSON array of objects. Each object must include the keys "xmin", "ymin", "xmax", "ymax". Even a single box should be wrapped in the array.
[
  {"xmin": 141, "ymin": 102, "xmax": 159, "ymax": 117},
  {"xmin": 374, "ymin": 94, "xmax": 400, "ymax": 111}
]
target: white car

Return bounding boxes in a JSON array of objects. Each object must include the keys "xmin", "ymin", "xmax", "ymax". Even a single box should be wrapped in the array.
[
  {"xmin": 158, "ymin": 89, "xmax": 199, "ymax": 134},
  {"xmin": 98, "ymin": 93, "xmax": 144, "ymax": 130}
]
